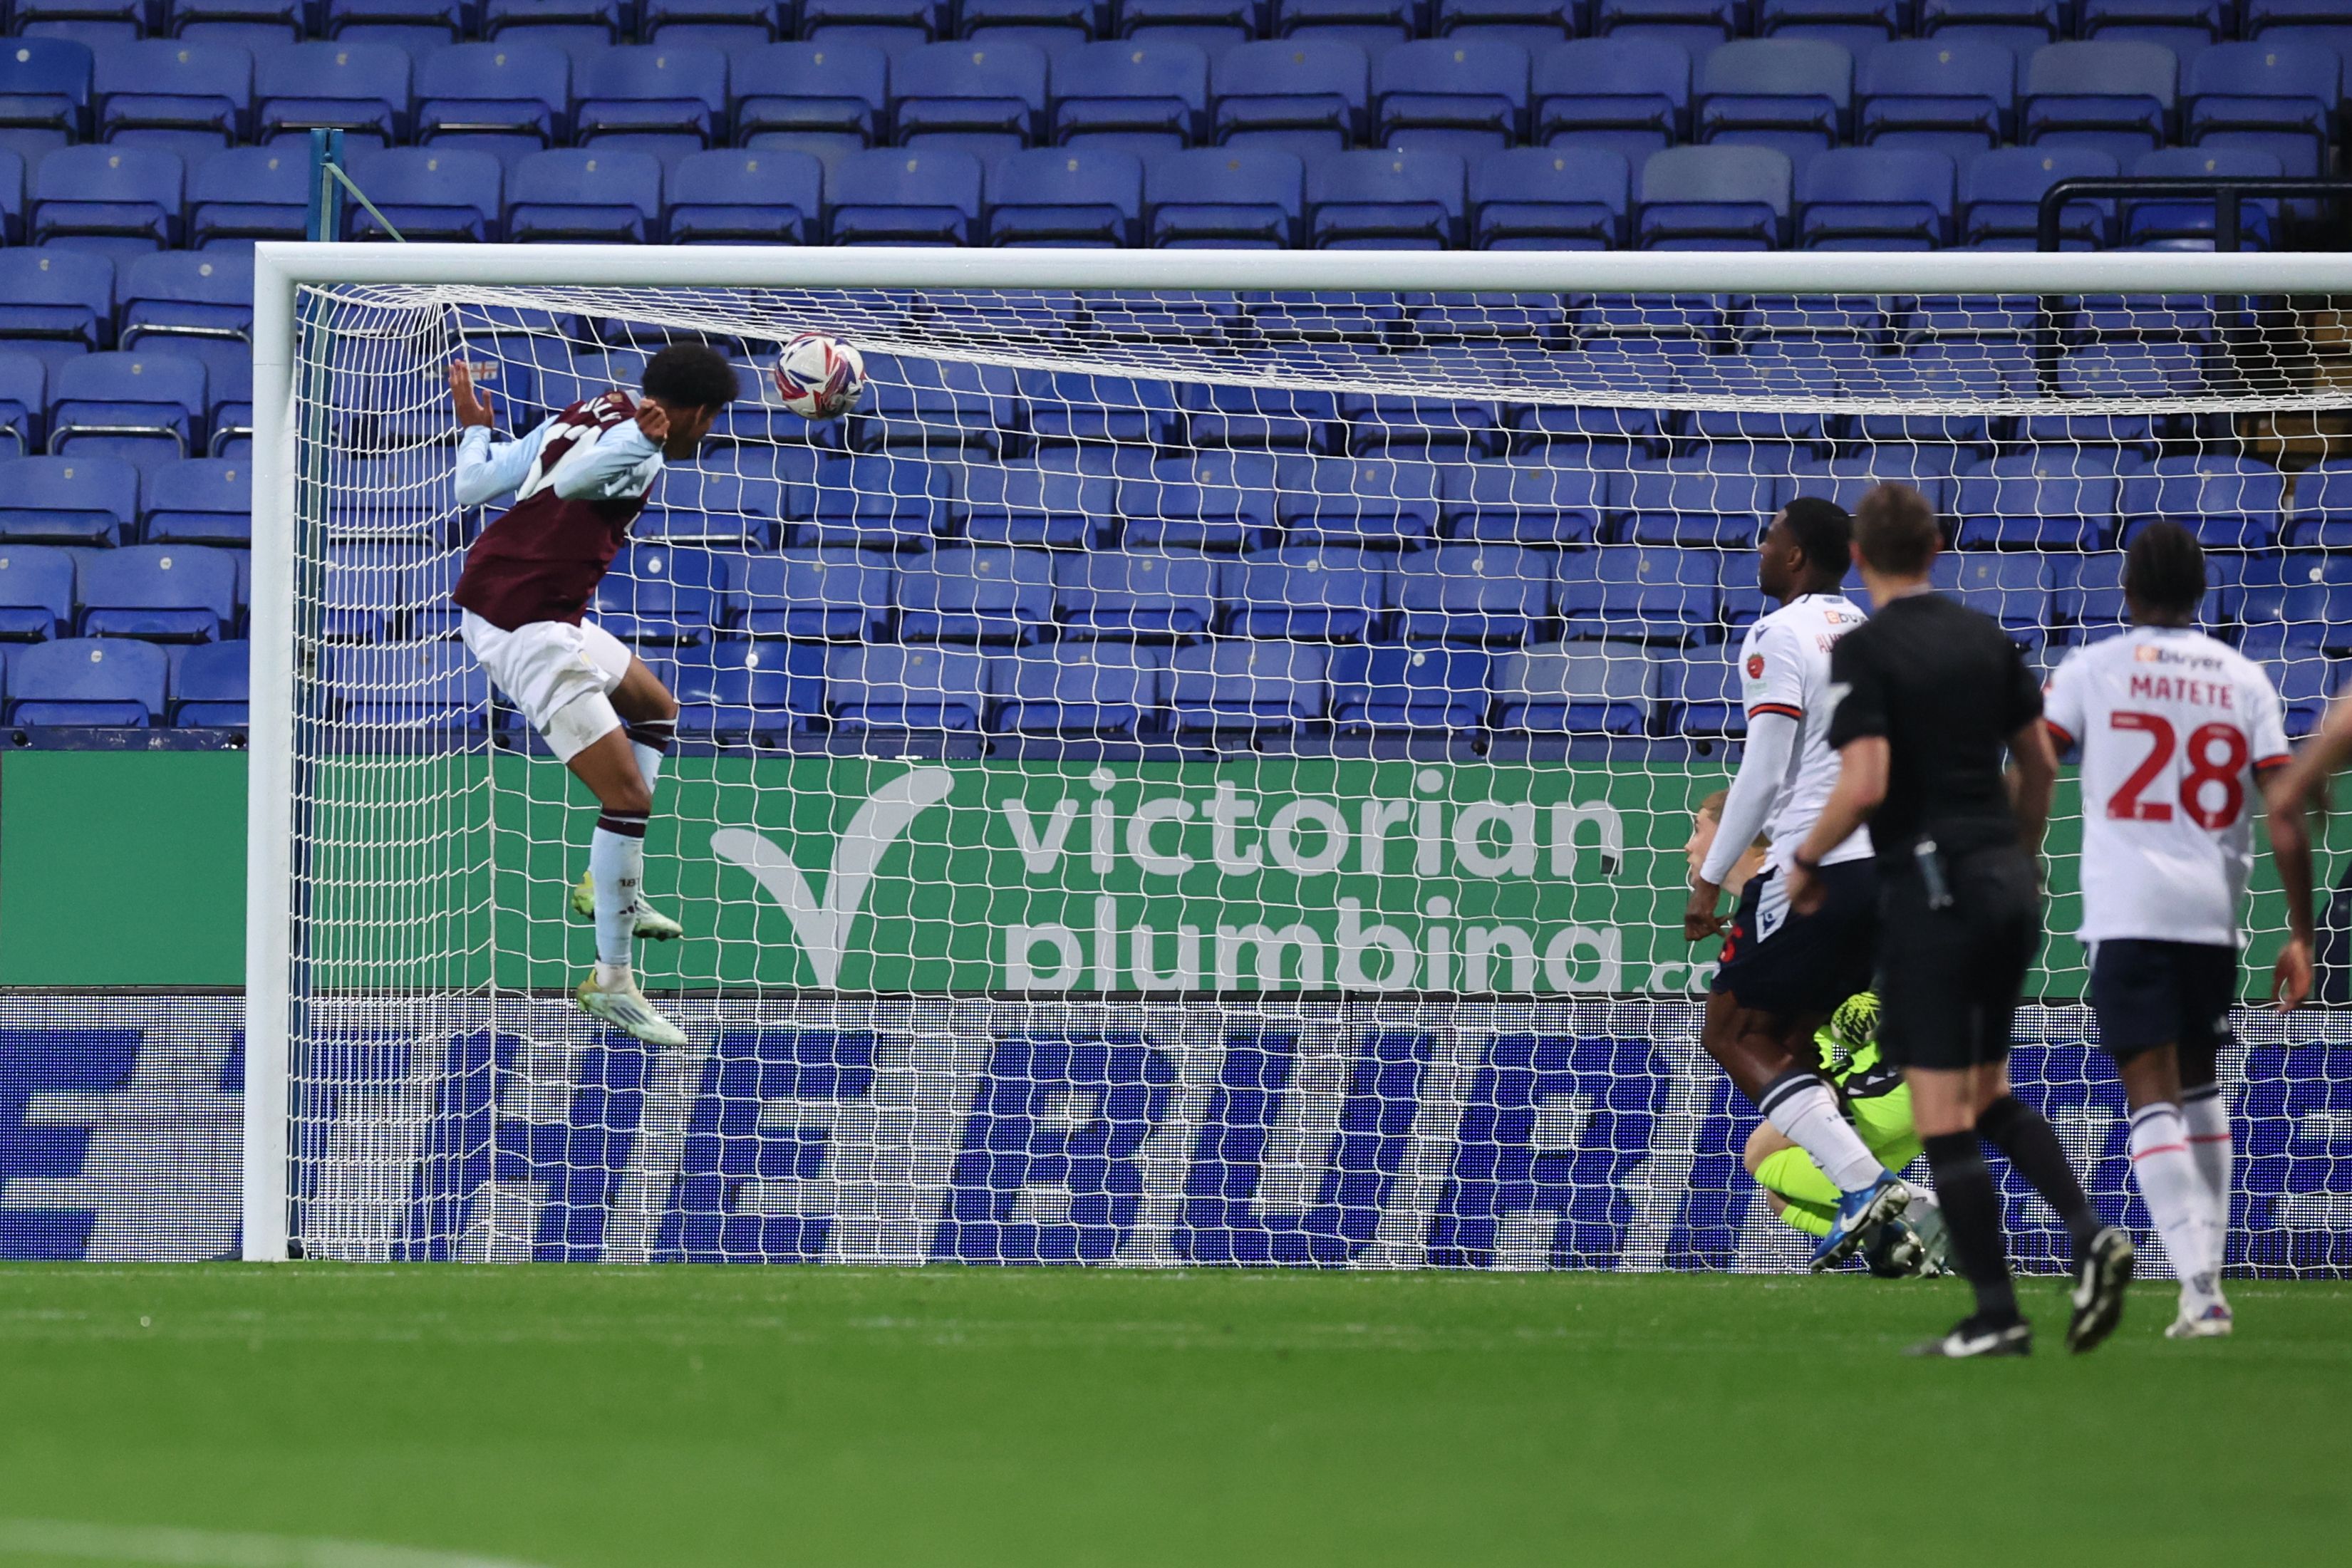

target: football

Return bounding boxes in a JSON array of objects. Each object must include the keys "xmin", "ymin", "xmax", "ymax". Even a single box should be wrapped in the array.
[{"xmin": 772, "ymin": 331, "xmax": 866, "ymax": 420}]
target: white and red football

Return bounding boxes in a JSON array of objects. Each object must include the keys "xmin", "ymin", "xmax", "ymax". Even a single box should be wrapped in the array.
[{"xmin": 772, "ymin": 331, "xmax": 866, "ymax": 420}]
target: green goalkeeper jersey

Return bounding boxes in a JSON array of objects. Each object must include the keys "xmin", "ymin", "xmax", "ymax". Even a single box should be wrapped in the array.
[{"xmin": 1815, "ymin": 991, "xmax": 1902, "ymax": 1102}]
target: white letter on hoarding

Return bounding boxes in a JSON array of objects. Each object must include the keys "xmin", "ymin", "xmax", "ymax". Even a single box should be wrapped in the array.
[
  {"xmin": 1006, "ymin": 923, "xmax": 1084, "ymax": 989},
  {"xmin": 1266, "ymin": 797, "xmax": 1349, "ymax": 875},
  {"xmin": 1462, "ymin": 925, "xmax": 1538, "ymax": 992},
  {"xmin": 1357, "ymin": 797, "xmax": 1411, "ymax": 874},
  {"xmin": 1001, "ymin": 798, "xmax": 1080, "ymax": 873},
  {"xmin": 1213, "ymin": 923, "xmax": 1325, "ymax": 990},
  {"xmin": 1206, "ymin": 782, "xmax": 1263, "ymax": 873},
  {"xmin": 1454, "ymin": 801, "xmax": 1538, "ymax": 878},
  {"xmin": 1550, "ymin": 800, "xmax": 1625, "ymax": 878},
  {"xmin": 1126, "ymin": 796, "xmax": 1196, "ymax": 877},
  {"xmin": 1543, "ymin": 925, "xmax": 1622, "ymax": 992},
  {"xmin": 1336, "ymin": 898, "xmax": 1417, "ymax": 990}
]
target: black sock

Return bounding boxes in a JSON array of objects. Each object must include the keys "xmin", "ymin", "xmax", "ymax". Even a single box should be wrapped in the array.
[
  {"xmin": 1977, "ymin": 1093, "xmax": 2102, "ymax": 1256},
  {"xmin": 1923, "ymin": 1131, "xmax": 2020, "ymax": 1322}
]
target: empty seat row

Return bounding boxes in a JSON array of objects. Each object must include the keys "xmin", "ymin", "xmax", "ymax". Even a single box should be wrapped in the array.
[
  {"xmin": 0, "ymin": 541, "xmax": 242, "ymax": 640},
  {"xmin": 0, "ymin": 634, "xmax": 246, "ymax": 725}
]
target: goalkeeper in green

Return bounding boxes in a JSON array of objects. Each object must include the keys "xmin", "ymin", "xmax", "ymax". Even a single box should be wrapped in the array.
[{"xmin": 1745, "ymin": 991, "xmax": 1950, "ymax": 1276}]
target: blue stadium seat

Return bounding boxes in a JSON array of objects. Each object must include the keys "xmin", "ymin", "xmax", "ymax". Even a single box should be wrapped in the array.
[
  {"xmin": 672, "ymin": 640, "xmax": 827, "ymax": 744},
  {"xmin": 0, "ymin": 455, "xmax": 135, "ymax": 544},
  {"xmin": 802, "ymin": 450, "xmax": 958, "ymax": 545},
  {"xmin": 1273, "ymin": 452, "xmax": 1442, "ymax": 544},
  {"xmin": 1800, "ymin": 446, "xmax": 1967, "ymax": 516},
  {"xmin": 16, "ymin": 0, "xmax": 145, "ymax": 51},
  {"xmin": 1533, "ymin": 37, "xmax": 1691, "ymax": 157},
  {"xmin": 1052, "ymin": 548, "xmax": 1220, "ymax": 638},
  {"xmin": 1596, "ymin": 0, "xmax": 1736, "ymax": 61},
  {"xmin": 1175, "ymin": 372, "xmax": 1340, "ymax": 452},
  {"xmin": 172, "ymin": 0, "xmax": 304, "ymax": 51},
  {"xmin": 1698, "ymin": 38, "xmax": 1853, "ymax": 165},
  {"xmin": 1758, "ymin": 0, "xmax": 1900, "ymax": 52},
  {"xmin": 1226, "ymin": 545, "xmax": 1389, "ymax": 638},
  {"xmin": 5, "ymin": 635, "xmax": 166, "ymax": 725},
  {"xmin": 986, "ymin": 145, "xmax": 1144, "ymax": 244},
  {"xmin": 2271, "ymin": 650, "xmax": 2338, "ymax": 737},
  {"xmin": 1469, "ymin": 145, "xmax": 1628, "ymax": 248},
  {"xmin": 1855, "ymin": 38, "xmax": 2014, "ymax": 161},
  {"xmin": 2238, "ymin": 549, "xmax": 2352, "ymax": 652},
  {"xmin": 2283, "ymin": 460, "xmax": 2352, "ymax": 548},
  {"xmin": 0, "ymin": 543, "xmax": 73, "ymax": 639},
  {"xmin": 0, "ymin": 38, "xmax": 95, "ymax": 161},
  {"xmin": 1436, "ymin": 459, "xmax": 1603, "ymax": 544},
  {"xmin": 1637, "ymin": 143, "xmax": 1791, "ymax": 247},
  {"xmin": 963, "ymin": 457, "xmax": 1116, "ymax": 546},
  {"xmin": 1146, "ymin": 145, "xmax": 1304, "ymax": 245},
  {"xmin": 1492, "ymin": 640, "xmax": 1650, "ymax": 733},
  {"xmin": 665, "ymin": 148, "xmax": 823, "ymax": 244},
  {"xmin": 2126, "ymin": 145, "xmax": 2283, "ymax": 246},
  {"xmin": 0, "ymin": 353, "xmax": 44, "ymax": 456},
  {"xmin": 734, "ymin": 42, "xmax": 890, "ymax": 154},
  {"xmin": 1119, "ymin": 0, "xmax": 1257, "ymax": 59},
  {"xmin": 346, "ymin": 147, "xmax": 504, "ymax": 241},
  {"xmin": 0, "ymin": 150, "xmax": 24, "ymax": 249},
  {"xmin": 1961, "ymin": 145, "xmax": 2119, "ymax": 246},
  {"xmin": 482, "ymin": 0, "xmax": 625, "ymax": 56},
  {"xmin": 118, "ymin": 251, "xmax": 250, "ymax": 383},
  {"xmin": 1330, "ymin": 642, "xmax": 1491, "ymax": 730},
  {"xmin": 1168, "ymin": 637, "xmax": 1327, "ymax": 732},
  {"xmin": 415, "ymin": 41, "xmax": 571, "ymax": 165},
  {"xmin": 849, "ymin": 353, "xmax": 1018, "ymax": 454},
  {"xmin": 575, "ymin": 46, "xmax": 730, "ymax": 157},
  {"xmin": 254, "ymin": 40, "xmax": 410, "ymax": 149},
  {"xmin": 1014, "ymin": 368, "xmax": 1179, "ymax": 443},
  {"xmin": 326, "ymin": 0, "xmax": 467, "ymax": 56},
  {"xmin": 1433, "ymin": 0, "xmax": 1577, "ymax": 51},
  {"xmin": 1919, "ymin": 0, "xmax": 2061, "ymax": 52},
  {"xmin": 32, "ymin": 145, "xmax": 182, "ymax": 256},
  {"xmin": 2246, "ymin": 0, "xmax": 2352, "ymax": 57},
  {"xmin": 77, "ymin": 541, "xmax": 235, "ymax": 640},
  {"xmin": 2022, "ymin": 41, "xmax": 2179, "ymax": 163},
  {"xmin": 2116, "ymin": 455, "xmax": 2283, "ymax": 550},
  {"xmin": 170, "ymin": 636, "xmax": 247, "ymax": 725},
  {"xmin": 2185, "ymin": 41, "xmax": 2338, "ymax": 179},
  {"xmin": 1276, "ymin": 0, "xmax": 1415, "ymax": 56},
  {"xmin": 1050, "ymin": 39, "xmax": 1208, "ymax": 152},
  {"xmin": 892, "ymin": 39, "xmax": 1049, "ymax": 155},
  {"xmin": 641, "ymin": 0, "xmax": 780, "ymax": 49},
  {"xmin": 95, "ymin": 40, "xmax": 250, "ymax": 161},
  {"xmin": 1557, "ymin": 544, "xmax": 1719, "ymax": 640},
  {"xmin": 141, "ymin": 455, "xmax": 247, "ymax": 544},
  {"xmin": 1211, "ymin": 38, "xmax": 1370, "ymax": 154},
  {"xmin": 802, "ymin": 0, "xmax": 950, "ymax": 54},
  {"xmin": 1372, "ymin": 37, "xmax": 1531, "ymax": 154},
  {"xmin": 1119, "ymin": 451, "xmax": 1280, "ymax": 548},
  {"xmin": 189, "ymin": 145, "xmax": 304, "ymax": 246},
  {"xmin": 2045, "ymin": 341, "xmax": 2203, "ymax": 446},
  {"xmin": 2052, "ymin": 549, "xmax": 2130, "ymax": 640},
  {"xmin": 505, "ymin": 148, "xmax": 664, "ymax": 243},
  {"xmin": 827, "ymin": 643, "xmax": 991, "ymax": 731},
  {"xmin": 1952, "ymin": 453, "xmax": 2123, "ymax": 550},
  {"xmin": 1659, "ymin": 653, "xmax": 1744, "ymax": 736},
  {"xmin": 1610, "ymin": 462, "xmax": 1790, "ymax": 546},
  {"xmin": 639, "ymin": 457, "xmax": 793, "ymax": 549},
  {"xmin": 2081, "ymin": 0, "xmax": 2225, "ymax": 60},
  {"xmin": 207, "ymin": 358, "xmax": 249, "ymax": 455},
  {"xmin": 590, "ymin": 543, "xmax": 722, "ymax": 646},
  {"xmin": 992, "ymin": 642, "xmax": 1169, "ymax": 737},
  {"xmin": 725, "ymin": 549, "xmax": 889, "ymax": 640},
  {"xmin": 48, "ymin": 351, "xmax": 204, "ymax": 467},
  {"xmin": 895, "ymin": 544, "xmax": 1055, "ymax": 643},
  {"xmin": 826, "ymin": 146, "xmax": 983, "ymax": 242},
  {"xmin": 1395, "ymin": 542, "xmax": 1550, "ymax": 643},
  {"xmin": 961, "ymin": 0, "xmax": 1099, "ymax": 54},
  {"xmin": 1798, "ymin": 145, "xmax": 1954, "ymax": 248},
  {"xmin": 1307, "ymin": 145, "xmax": 1465, "ymax": 247},
  {"xmin": 1931, "ymin": 549, "xmax": 2052, "ymax": 646},
  {"xmin": 326, "ymin": 641, "xmax": 490, "ymax": 734}
]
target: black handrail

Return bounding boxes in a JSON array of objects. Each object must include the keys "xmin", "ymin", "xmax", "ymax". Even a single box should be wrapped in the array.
[{"xmin": 2036, "ymin": 177, "xmax": 2352, "ymax": 252}]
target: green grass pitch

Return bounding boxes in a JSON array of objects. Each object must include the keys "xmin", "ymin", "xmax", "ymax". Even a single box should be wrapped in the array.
[{"xmin": 0, "ymin": 1267, "xmax": 2346, "ymax": 1568}]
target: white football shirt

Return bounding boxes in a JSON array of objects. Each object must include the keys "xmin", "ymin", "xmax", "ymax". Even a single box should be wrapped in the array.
[
  {"xmin": 2042, "ymin": 625, "xmax": 2291, "ymax": 947},
  {"xmin": 1737, "ymin": 591, "xmax": 1874, "ymax": 871}
]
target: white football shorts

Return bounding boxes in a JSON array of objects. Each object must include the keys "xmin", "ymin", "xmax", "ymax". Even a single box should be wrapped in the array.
[{"xmin": 459, "ymin": 611, "xmax": 631, "ymax": 762}]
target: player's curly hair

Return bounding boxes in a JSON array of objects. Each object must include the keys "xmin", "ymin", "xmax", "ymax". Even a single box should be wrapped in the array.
[
  {"xmin": 2124, "ymin": 517, "xmax": 2205, "ymax": 620},
  {"xmin": 1779, "ymin": 496, "xmax": 1852, "ymax": 583},
  {"xmin": 641, "ymin": 343, "xmax": 741, "ymax": 413}
]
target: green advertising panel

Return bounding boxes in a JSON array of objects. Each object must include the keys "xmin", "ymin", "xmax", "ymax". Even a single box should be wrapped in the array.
[{"xmin": 6, "ymin": 749, "xmax": 2332, "ymax": 996}]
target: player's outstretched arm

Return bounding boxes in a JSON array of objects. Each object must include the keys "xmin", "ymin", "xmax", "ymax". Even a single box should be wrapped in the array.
[
  {"xmin": 2265, "ymin": 756, "xmax": 2323, "ymax": 1012},
  {"xmin": 449, "ymin": 360, "xmax": 494, "ymax": 428}
]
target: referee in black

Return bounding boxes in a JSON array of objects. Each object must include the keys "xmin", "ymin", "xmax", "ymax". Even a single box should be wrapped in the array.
[{"xmin": 1784, "ymin": 483, "xmax": 2134, "ymax": 1358}]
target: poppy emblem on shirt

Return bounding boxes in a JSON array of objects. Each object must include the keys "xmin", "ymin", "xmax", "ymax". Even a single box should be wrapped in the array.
[
  {"xmin": 2135, "ymin": 645, "xmax": 2162, "ymax": 662},
  {"xmin": 1746, "ymin": 653, "xmax": 1765, "ymax": 679}
]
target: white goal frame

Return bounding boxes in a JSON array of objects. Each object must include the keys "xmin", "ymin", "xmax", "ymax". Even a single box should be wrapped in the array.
[{"xmin": 243, "ymin": 242, "xmax": 2352, "ymax": 1262}]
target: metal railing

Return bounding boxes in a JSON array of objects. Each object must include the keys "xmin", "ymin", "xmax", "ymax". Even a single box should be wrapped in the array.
[{"xmin": 2037, "ymin": 176, "xmax": 2352, "ymax": 252}]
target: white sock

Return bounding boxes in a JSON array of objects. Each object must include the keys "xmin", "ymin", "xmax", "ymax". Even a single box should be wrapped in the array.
[
  {"xmin": 2184, "ymin": 1084, "xmax": 2233, "ymax": 1212},
  {"xmin": 590, "ymin": 810, "xmax": 647, "ymax": 976},
  {"xmin": 628, "ymin": 717, "xmax": 672, "ymax": 796},
  {"xmin": 2129, "ymin": 1102, "xmax": 2222, "ymax": 1304},
  {"xmin": 1758, "ymin": 1070, "xmax": 1886, "ymax": 1194}
]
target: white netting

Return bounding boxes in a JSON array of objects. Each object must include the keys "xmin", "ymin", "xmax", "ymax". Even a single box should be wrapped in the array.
[{"xmin": 277, "ymin": 278, "xmax": 2352, "ymax": 1272}]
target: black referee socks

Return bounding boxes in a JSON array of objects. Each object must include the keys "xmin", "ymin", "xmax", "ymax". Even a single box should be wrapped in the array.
[
  {"xmin": 1977, "ymin": 1093, "xmax": 2103, "ymax": 1255},
  {"xmin": 1923, "ymin": 1131, "xmax": 2020, "ymax": 1322}
]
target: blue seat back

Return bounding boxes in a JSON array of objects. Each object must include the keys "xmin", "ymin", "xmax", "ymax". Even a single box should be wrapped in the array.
[
  {"xmin": 509, "ymin": 147, "xmax": 664, "ymax": 220},
  {"xmin": 1640, "ymin": 142, "xmax": 1793, "ymax": 211},
  {"xmin": 828, "ymin": 146, "xmax": 985, "ymax": 217},
  {"xmin": 2024, "ymin": 39, "xmax": 2180, "ymax": 105},
  {"xmin": 1307, "ymin": 145, "xmax": 1468, "ymax": 215},
  {"xmin": 1213, "ymin": 37, "xmax": 1372, "ymax": 107},
  {"xmin": 579, "ymin": 43, "xmax": 729, "ymax": 113},
  {"xmin": 1701, "ymin": 36, "xmax": 1855, "ymax": 109},
  {"xmin": 895, "ymin": 38, "xmax": 1051, "ymax": 111},
  {"xmin": 33, "ymin": 144, "xmax": 184, "ymax": 209},
  {"xmin": 7, "ymin": 635, "xmax": 167, "ymax": 724},
  {"xmin": 988, "ymin": 145, "xmax": 1145, "ymax": 212},
  {"xmin": 1145, "ymin": 144, "xmax": 1305, "ymax": 212},
  {"xmin": 1052, "ymin": 38, "xmax": 1211, "ymax": 113},
  {"xmin": 1375, "ymin": 36, "xmax": 1533, "ymax": 109}
]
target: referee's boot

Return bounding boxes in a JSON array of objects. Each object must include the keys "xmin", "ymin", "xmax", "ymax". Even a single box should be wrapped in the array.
[
  {"xmin": 2066, "ymin": 1225, "xmax": 2137, "ymax": 1355},
  {"xmin": 1908, "ymin": 1314, "xmax": 2033, "ymax": 1359},
  {"xmin": 1810, "ymin": 1173, "xmax": 1911, "ymax": 1273},
  {"xmin": 571, "ymin": 869, "xmax": 684, "ymax": 940}
]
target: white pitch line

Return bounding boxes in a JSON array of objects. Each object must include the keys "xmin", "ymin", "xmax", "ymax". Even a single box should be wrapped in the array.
[{"xmin": 0, "ymin": 1520, "xmax": 550, "ymax": 1568}]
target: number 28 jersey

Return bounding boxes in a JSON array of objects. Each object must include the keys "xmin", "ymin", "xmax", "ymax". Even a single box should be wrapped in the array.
[{"xmin": 2042, "ymin": 626, "xmax": 2290, "ymax": 947}]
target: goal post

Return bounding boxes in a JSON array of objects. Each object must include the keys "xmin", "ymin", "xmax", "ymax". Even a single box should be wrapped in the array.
[{"xmin": 244, "ymin": 244, "xmax": 2352, "ymax": 1270}]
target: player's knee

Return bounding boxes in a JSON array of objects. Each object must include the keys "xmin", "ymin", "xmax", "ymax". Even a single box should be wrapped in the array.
[
  {"xmin": 1741, "ymin": 1122, "xmax": 1776, "ymax": 1174},
  {"xmin": 600, "ymin": 772, "xmax": 653, "ymax": 817}
]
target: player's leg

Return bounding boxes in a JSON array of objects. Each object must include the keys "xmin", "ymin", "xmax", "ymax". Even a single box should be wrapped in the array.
[
  {"xmin": 1744, "ymin": 1123, "xmax": 1836, "ymax": 1239},
  {"xmin": 1850, "ymin": 1084, "xmax": 1948, "ymax": 1276},
  {"xmin": 2173, "ymin": 984, "xmax": 2234, "ymax": 1336},
  {"xmin": 556, "ymin": 703, "xmax": 685, "ymax": 1048},
  {"xmin": 2105, "ymin": 943, "xmax": 2234, "ymax": 1337},
  {"xmin": 570, "ymin": 653, "xmax": 684, "ymax": 940}
]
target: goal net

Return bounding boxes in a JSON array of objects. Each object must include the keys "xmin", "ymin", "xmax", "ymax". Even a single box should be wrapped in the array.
[{"xmin": 247, "ymin": 247, "xmax": 2352, "ymax": 1277}]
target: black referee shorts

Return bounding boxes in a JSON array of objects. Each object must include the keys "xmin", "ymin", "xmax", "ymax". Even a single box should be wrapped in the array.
[
  {"xmin": 1877, "ymin": 843, "xmax": 2041, "ymax": 1073},
  {"xmin": 2089, "ymin": 938, "xmax": 2239, "ymax": 1069},
  {"xmin": 1711, "ymin": 859, "xmax": 1877, "ymax": 1017}
]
